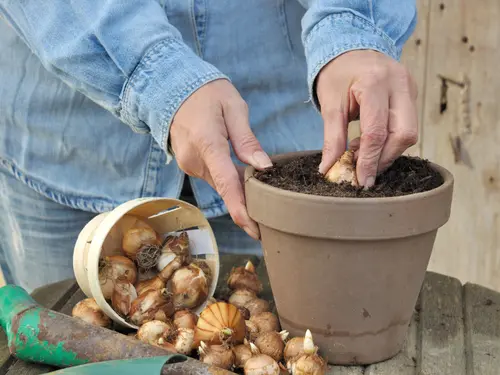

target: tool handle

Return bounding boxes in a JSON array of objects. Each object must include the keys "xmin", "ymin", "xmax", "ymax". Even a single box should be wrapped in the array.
[{"xmin": 0, "ymin": 285, "xmax": 38, "ymax": 335}]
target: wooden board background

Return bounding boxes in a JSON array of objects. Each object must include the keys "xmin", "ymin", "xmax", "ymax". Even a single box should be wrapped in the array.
[{"xmin": 349, "ymin": 0, "xmax": 500, "ymax": 292}]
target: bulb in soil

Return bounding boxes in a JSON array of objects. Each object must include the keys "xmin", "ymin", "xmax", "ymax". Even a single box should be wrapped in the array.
[
  {"xmin": 284, "ymin": 337, "xmax": 305, "ymax": 363},
  {"xmin": 122, "ymin": 226, "xmax": 162, "ymax": 261},
  {"xmin": 244, "ymin": 343, "xmax": 280, "ymax": 375},
  {"xmin": 233, "ymin": 339, "xmax": 253, "ymax": 368},
  {"xmin": 250, "ymin": 312, "xmax": 280, "ymax": 335},
  {"xmin": 173, "ymin": 309, "xmax": 198, "ymax": 330},
  {"xmin": 194, "ymin": 302, "xmax": 246, "ymax": 346},
  {"xmin": 229, "ymin": 289, "xmax": 257, "ymax": 309},
  {"xmin": 228, "ymin": 261, "xmax": 263, "ymax": 294},
  {"xmin": 135, "ymin": 276, "xmax": 165, "ymax": 296},
  {"xmin": 324, "ymin": 150, "xmax": 359, "ymax": 187},
  {"xmin": 171, "ymin": 263, "xmax": 209, "ymax": 310},
  {"xmin": 245, "ymin": 320, "xmax": 260, "ymax": 342},
  {"xmin": 129, "ymin": 288, "xmax": 175, "ymax": 326},
  {"xmin": 172, "ymin": 327, "xmax": 195, "ymax": 355},
  {"xmin": 198, "ymin": 341, "xmax": 235, "ymax": 370},
  {"xmin": 137, "ymin": 320, "xmax": 175, "ymax": 346},
  {"xmin": 98, "ymin": 255, "xmax": 137, "ymax": 300},
  {"xmin": 288, "ymin": 330, "xmax": 327, "ymax": 375},
  {"xmin": 111, "ymin": 277, "xmax": 138, "ymax": 317},
  {"xmin": 255, "ymin": 330, "xmax": 289, "ymax": 362},
  {"xmin": 245, "ymin": 298, "xmax": 270, "ymax": 316},
  {"xmin": 72, "ymin": 298, "xmax": 111, "ymax": 328}
]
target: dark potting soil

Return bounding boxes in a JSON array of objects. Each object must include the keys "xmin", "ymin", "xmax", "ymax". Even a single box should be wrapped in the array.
[{"xmin": 254, "ymin": 153, "xmax": 444, "ymax": 198}]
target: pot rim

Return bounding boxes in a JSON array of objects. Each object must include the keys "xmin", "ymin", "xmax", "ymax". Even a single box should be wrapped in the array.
[{"xmin": 244, "ymin": 150, "xmax": 453, "ymax": 204}]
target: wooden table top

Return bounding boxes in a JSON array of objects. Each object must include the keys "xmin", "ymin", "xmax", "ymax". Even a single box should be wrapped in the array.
[{"xmin": 0, "ymin": 254, "xmax": 499, "ymax": 375}]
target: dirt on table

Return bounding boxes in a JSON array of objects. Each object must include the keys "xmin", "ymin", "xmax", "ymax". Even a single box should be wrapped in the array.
[{"xmin": 254, "ymin": 152, "xmax": 444, "ymax": 198}]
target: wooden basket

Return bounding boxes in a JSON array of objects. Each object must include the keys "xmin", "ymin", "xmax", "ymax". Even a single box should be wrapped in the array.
[{"xmin": 73, "ymin": 197, "xmax": 220, "ymax": 329}]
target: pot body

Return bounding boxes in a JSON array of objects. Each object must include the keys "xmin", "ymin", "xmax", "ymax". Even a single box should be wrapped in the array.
[{"xmin": 245, "ymin": 151, "xmax": 454, "ymax": 365}]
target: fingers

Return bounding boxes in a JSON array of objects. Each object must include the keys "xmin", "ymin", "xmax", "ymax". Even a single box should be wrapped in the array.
[
  {"xmin": 318, "ymin": 104, "xmax": 349, "ymax": 174},
  {"xmin": 201, "ymin": 137, "xmax": 261, "ymax": 240},
  {"xmin": 377, "ymin": 93, "xmax": 418, "ymax": 173},
  {"xmin": 223, "ymin": 99, "xmax": 272, "ymax": 170},
  {"xmin": 354, "ymin": 87, "xmax": 389, "ymax": 188}
]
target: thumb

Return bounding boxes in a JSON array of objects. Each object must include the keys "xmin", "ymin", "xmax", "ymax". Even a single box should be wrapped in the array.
[{"xmin": 223, "ymin": 99, "xmax": 272, "ymax": 170}]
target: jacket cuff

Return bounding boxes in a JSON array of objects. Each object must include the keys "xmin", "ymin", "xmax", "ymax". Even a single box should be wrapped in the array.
[
  {"xmin": 304, "ymin": 12, "xmax": 401, "ymax": 112},
  {"xmin": 120, "ymin": 38, "xmax": 228, "ymax": 161}
]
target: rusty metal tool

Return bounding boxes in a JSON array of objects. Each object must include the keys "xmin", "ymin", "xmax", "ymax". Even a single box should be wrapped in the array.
[{"xmin": 0, "ymin": 284, "xmax": 234, "ymax": 374}]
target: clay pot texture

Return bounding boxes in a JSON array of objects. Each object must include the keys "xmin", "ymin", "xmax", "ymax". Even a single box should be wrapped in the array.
[{"xmin": 244, "ymin": 150, "xmax": 454, "ymax": 365}]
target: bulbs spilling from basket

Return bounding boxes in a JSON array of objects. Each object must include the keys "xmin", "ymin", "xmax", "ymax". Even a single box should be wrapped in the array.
[{"xmin": 72, "ymin": 216, "xmax": 327, "ymax": 374}]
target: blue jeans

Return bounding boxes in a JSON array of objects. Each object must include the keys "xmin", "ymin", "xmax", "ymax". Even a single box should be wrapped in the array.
[{"xmin": 0, "ymin": 170, "xmax": 262, "ymax": 293}]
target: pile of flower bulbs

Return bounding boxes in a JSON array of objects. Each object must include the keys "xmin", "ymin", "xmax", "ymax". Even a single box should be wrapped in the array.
[{"xmin": 72, "ymin": 217, "xmax": 327, "ymax": 375}]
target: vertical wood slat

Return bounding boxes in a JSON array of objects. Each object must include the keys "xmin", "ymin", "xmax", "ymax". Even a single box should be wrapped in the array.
[{"xmin": 421, "ymin": 0, "xmax": 500, "ymax": 291}]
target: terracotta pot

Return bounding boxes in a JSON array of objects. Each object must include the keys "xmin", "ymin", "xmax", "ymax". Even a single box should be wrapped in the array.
[{"xmin": 244, "ymin": 150, "xmax": 454, "ymax": 365}]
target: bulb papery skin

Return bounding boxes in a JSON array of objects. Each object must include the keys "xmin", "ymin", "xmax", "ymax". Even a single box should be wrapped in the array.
[
  {"xmin": 137, "ymin": 320, "xmax": 175, "ymax": 346},
  {"xmin": 111, "ymin": 278, "xmax": 138, "ymax": 317},
  {"xmin": 324, "ymin": 150, "xmax": 359, "ymax": 187},
  {"xmin": 158, "ymin": 255, "xmax": 185, "ymax": 282},
  {"xmin": 229, "ymin": 289, "xmax": 257, "ymax": 309},
  {"xmin": 122, "ymin": 226, "xmax": 161, "ymax": 260},
  {"xmin": 198, "ymin": 342, "xmax": 235, "ymax": 370},
  {"xmin": 173, "ymin": 327, "xmax": 195, "ymax": 355},
  {"xmin": 250, "ymin": 312, "xmax": 281, "ymax": 335},
  {"xmin": 227, "ymin": 261, "xmax": 263, "ymax": 294},
  {"xmin": 72, "ymin": 298, "xmax": 112, "ymax": 328},
  {"xmin": 163, "ymin": 232, "xmax": 190, "ymax": 257},
  {"xmin": 254, "ymin": 331, "xmax": 288, "ymax": 362},
  {"xmin": 243, "ymin": 353, "xmax": 280, "ymax": 375},
  {"xmin": 284, "ymin": 337, "xmax": 305, "ymax": 363},
  {"xmin": 98, "ymin": 255, "xmax": 137, "ymax": 300},
  {"xmin": 129, "ymin": 288, "xmax": 174, "ymax": 326},
  {"xmin": 245, "ymin": 320, "xmax": 260, "ymax": 342},
  {"xmin": 173, "ymin": 309, "xmax": 198, "ymax": 330},
  {"xmin": 245, "ymin": 298, "xmax": 270, "ymax": 316},
  {"xmin": 171, "ymin": 264, "xmax": 209, "ymax": 310},
  {"xmin": 233, "ymin": 341, "xmax": 253, "ymax": 368},
  {"xmin": 156, "ymin": 252, "xmax": 177, "ymax": 273},
  {"xmin": 292, "ymin": 354, "xmax": 327, "ymax": 375},
  {"xmin": 135, "ymin": 276, "xmax": 165, "ymax": 296}
]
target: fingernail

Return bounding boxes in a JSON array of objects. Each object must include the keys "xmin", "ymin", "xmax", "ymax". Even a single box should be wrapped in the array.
[
  {"xmin": 243, "ymin": 225, "xmax": 260, "ymax": 240},
  {"xmin": 364, "ymin": 176, "xmax": 375, "ymax": 189},
  {"xmin": 252, "ymin": 151, "xmax": 273, "ymax": 169},
  {"xmin": 318, "ymin": 162, "xmax": 325, "ymax": 173}
]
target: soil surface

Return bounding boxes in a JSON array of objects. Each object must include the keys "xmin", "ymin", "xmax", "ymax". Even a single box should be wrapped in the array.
[{"xmin": 254, "ymin": 152, "xmax": 444, "ymax": 198}]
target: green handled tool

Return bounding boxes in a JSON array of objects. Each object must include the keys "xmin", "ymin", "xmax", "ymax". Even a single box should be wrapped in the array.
[{"xmin": 0, "ymin": 284, "xmax": 235, "ymax": 374}]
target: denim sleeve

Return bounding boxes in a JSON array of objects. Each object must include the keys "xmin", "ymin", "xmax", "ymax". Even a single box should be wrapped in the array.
[
  {"xmin": 296, "ymin": 0, "xmax": 417, "ymax": 110},
  {"xmin": 0, "ymin": 0, "xmax": 228, "ymax": 159}
]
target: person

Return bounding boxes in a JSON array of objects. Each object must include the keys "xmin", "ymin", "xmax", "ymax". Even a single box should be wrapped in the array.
[{"xmin": 0, "ymin": 0, "xmax": 418, "ymax": 293}]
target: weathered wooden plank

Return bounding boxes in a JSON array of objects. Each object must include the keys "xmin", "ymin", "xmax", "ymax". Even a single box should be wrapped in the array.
[
  {"xmin": 464, "ymin": 283, "xmax": 500, "ymax": 375},
  {"xmin": 419, "ymin": 272, "xmax": 465, "ymax": 375},
  {"xmin": 421, "ymin": 0, "xmax": 500, "ymax": 292}
]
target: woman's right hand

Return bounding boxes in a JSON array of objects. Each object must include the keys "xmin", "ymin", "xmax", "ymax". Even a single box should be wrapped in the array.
[{"xmin": 169, "ymin": 79, "xmax": 272, "ymax": 240}]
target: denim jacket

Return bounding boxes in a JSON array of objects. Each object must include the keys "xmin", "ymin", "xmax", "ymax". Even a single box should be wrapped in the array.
[{"xmin": 0, "ymin": 0, "xmax": 416, "ymax": 218}]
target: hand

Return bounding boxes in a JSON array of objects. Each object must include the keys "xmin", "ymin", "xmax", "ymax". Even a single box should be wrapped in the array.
[
  {"xmin": 169, "ymin": 79, "xmax": 272, "ymax": 240},
  {"xmin": 315, "ymin": 50, "xmax": 418, "ymax": 188}
]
